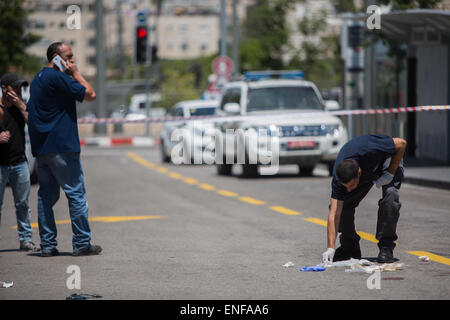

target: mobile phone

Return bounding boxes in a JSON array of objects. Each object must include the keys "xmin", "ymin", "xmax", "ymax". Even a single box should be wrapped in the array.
[{"xmin": 52, "ymin": 55, "xmax": 66, "ymax": 72}]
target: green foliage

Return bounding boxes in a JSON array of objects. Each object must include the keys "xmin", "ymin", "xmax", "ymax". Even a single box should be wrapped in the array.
[
  {"xmin": 240, "ymin": 0, "xmax": 296, "ymax": 71},
  {"xmin": 333, "ymin": 0, "xmax": 357, "ymax": 13},
  {"xmin": 288, "ymin": 9, "xmax": 341, "ymax": 89},
  {"xmin": 153, "ymin": 54, "xmax": 217, "ymax": 109},
  {"xmin": 0, "ymin": 0, "xmax": 41, "ymax": 76},
  {"xmin": 378, "ymin": 0, "xmax": 442, "ymax": 9}
]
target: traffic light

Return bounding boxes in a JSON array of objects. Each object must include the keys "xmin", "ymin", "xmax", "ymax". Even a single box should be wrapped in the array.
[
  {"xmin": 136, "ymin": 25, "xmax": 148, "ymax": 64},
  {"xmin": 151, "ymin": 45, "xmax": 158, "ymax": 63}
]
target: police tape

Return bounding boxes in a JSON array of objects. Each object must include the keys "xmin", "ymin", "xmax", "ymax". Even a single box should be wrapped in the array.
[{"xmin": 77, "ymin": 105, "xmax": 450, "ymax": 125}]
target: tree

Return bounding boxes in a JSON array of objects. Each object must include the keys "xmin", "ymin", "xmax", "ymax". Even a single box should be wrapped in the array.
[
  {"xmin": 288, "ymin": 9, "xmax": 341, "ymax": 89},
  {"xmin": 0, "ymin": 0, "xmax": 41, "ymax": 75},
  {"xmin": 379, "ymin": 0, "xmax": 442, "ymax": 9},
  {"xmin": 334, "ymin": 0, "xmax": 357, "ymax": 13},
  {"xmin": 240, "ymin": 0, "xmax": 296, "ymax": 71}
]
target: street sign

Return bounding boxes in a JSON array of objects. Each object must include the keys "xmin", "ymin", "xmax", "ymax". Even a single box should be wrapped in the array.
[
  {"xmin": 212, "ymin": 56, "xmax": 233, "ymax": 76},
  {"xmin": 137, "ymin": 10, "xmax": 147, "ymax": 24}
]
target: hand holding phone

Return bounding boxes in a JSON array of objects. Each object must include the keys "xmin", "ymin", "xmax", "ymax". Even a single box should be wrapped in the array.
[{"xmin": 52, "ymin": 55, "xmax": 67, "ymax": 72}]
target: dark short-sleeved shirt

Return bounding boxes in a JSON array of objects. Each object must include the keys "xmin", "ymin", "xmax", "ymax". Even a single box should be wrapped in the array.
[
  {"xmin": 27, "ymin": 67, "xmax": 85, "ymax": 157},
  {"xmin": 331, "ymin": 134, "xmax": 396, "ymax": 200},
  {"xmin": 0, "ymin": 105, "xmax": 27, "ymax": 165}
]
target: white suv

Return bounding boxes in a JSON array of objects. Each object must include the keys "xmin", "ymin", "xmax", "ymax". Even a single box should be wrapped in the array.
[{"xmin": 215, "ymin": 71, "xmax": 348, "ymax": 177}]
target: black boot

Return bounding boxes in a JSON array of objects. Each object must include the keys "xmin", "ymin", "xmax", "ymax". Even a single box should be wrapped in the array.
[
  {"xmin": 377, "ymin": 247, "xmax": 396, "ymax": 263},
  {"xmin": 333, "ymin": 244, "xmax": 362, "ymax": 262}
]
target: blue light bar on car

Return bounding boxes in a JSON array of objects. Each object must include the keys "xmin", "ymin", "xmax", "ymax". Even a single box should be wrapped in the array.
[{"xmin": 243, "ymin": 70, "xmax": 304, "ymax": 81}]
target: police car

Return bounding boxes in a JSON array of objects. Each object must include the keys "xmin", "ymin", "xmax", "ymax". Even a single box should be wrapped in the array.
[{"xmin": 215, "ymin": 70, "xmax": 348, "ymax": 177}]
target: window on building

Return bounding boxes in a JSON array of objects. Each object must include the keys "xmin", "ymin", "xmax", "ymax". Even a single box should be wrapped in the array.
[
  {"xmin": 181, "ymin": 43, "xmax": 188, "ymax": 51},
  {"xmin": 35, "ymin": 20, "xmax": 46, "ymax": 29},
  {"xmin": 88, "ymin": 37, "xmax": 96, "ymax": 47},
  {"xmin": 87, "ymin": 55, "xmax": 97, "ymax": 65}
]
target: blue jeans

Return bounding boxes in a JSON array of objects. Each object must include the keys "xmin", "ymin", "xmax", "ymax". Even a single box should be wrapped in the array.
[
  {"xmin": 0, "ymin": 162, "xmax": 33, "ymax": 241},
  {"xmin": 37, "ymin": 153, "xmax": 91, "ymax": 252}
]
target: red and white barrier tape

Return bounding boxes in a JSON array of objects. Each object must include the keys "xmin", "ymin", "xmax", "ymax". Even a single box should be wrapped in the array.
[{"xmin": 77, "ymin": 105, "xmax": 449, "ymax": 125}]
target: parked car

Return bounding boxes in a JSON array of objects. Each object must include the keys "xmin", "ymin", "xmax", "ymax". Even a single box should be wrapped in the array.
[
  {"xmin": 160, "ymin": 99, "xmax": 219, "ymax": 164},
  {"xmin": 125, "ymin": 93, "xmax": 166, "ymax": 121},
  {"xmin": 215, "ymin": 70, "xmax": 348, "ymax": 177}
]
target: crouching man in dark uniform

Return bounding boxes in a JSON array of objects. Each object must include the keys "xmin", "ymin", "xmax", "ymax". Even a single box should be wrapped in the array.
[{"xmin": 322, "ymin": 134, "xmax": 407, "ymax": 264}]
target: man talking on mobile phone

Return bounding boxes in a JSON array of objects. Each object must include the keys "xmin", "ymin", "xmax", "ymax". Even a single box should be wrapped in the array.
[
  {"xmin": 27, "ymin": 42, "xmax": 102, "ymax": 257},
  {"xmin": 0, "ymin": 73, "xmax": 39, "ymax": 252}
]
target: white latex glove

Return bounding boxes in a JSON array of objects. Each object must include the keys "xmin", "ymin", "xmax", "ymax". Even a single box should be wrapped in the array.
[
  {"xmin": 374, "ymin": 171, "xmax": 394, "ymax": 188},
  {"xmin": 322, "ymin": 248, "xmax": 335, "ymax": 264}
]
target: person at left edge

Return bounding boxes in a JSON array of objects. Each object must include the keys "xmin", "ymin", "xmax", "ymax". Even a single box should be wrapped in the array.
[
  {"xmin": 26, "ymin": 42, "xmax": 101, "ymax": 257},
  {"xmin": 0, "ymin": 73, "xmax": 39, "ymax": 251}
]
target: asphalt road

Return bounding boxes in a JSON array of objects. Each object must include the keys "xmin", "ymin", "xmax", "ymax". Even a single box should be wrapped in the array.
[{"xmin": 0, "ymin": 146, "xmax": 449, "ymax": 300}]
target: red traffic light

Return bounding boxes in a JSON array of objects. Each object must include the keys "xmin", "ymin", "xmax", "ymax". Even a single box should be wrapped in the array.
[{"xmin": 137, "ymin": 27, "xmax": 147, "ymax": 38}]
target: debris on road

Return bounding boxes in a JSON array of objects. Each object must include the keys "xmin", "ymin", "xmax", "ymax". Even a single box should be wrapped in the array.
[
  {"xmin": 345, "ymin": 262, "xmax": 405, "ymax": 273},
  {"xmin": 299, "ymin": 259, "xmax": 405, "ymax": 274},
  {"xmin": 283, "ymin": 261, "xmax": 295, "ymax": 268},
  {"xmin": 323, "ymin": 258, "xmax": 373, "ymax": 268},
  {"xmin": 418, "ymin": 255, "xmax": 430, "ymax": 262},
  {"xmin": 300, "ymin": 265, "xmax": 326, "ymax": 272},
  {"xmin": 66, "ymin": 293, "xmax": 102, "ymax": 300},
  {"xmin": 1, "ymin": 281, "xmax": 14, "ymax": 288}
]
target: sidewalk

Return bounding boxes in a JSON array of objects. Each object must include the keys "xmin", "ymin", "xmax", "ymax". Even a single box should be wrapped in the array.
[{"xmin": 403, "ymin": 157, "xmax": 450, "ymax": 190}]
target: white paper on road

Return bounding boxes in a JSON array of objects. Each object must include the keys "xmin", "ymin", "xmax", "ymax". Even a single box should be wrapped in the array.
[
  {"xmin": 294, "ymin": 259, "xmax": 406, "ymax": 274},
  {"xmin": 1, "ymin": 281, "xmax": 14, "ymax": 288},
  {"xmin": 283, "ymin": 261, "xmax": 295, "ymax": 268}
]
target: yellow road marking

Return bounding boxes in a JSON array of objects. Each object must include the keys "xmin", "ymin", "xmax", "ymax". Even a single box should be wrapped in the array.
[
  {"xmin": 357, "ymin": 231, "xmax": 378, "ymax": 243},
  {"xmin": 12, "ymin": 216, "xmax": 164, "ymax": 229},
  {"xmin": 157, "ymin": 167, "xmax": 168, "ymax": 173},
  {"xmin": 90, "ymin": 216, "xmax": 164, "ymax": 223},
  {"xmin": 304, "ymin": 217, "xmax": 327, "ymax": 226},
  {"xmin": 199, "ymin": 183, "xmax": 216, "ymax": 191},
  {"xmin": 270, "ymin": 206, "xmax": 302, "ymax": 216},
  {"xmin": 217, "ymin": 190, "xmax": 238, "ymax": 197},
  {"xmin": 408, "ymin": 251, "xmax": 450, "ymax": 266},
  {"xmin": 168, "ymin": 172, "xmax": 182, "ymax": 179},
  {"xmin": 183, "ymin": 177, "xmax": 199, "ymax": 185},
  {"xmin": 127, "ymin": 151, "xmax": 450, "ymax": 267},
  {"xmin": 126, "ymin": 152, "xmax": 156, "ymax": 169},
  {"xmin": 238, "ymin": 197, "xmax": 266, "ymax": 205}
]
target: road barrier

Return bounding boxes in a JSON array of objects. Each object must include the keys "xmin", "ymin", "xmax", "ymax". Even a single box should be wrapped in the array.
[{"xmin": 77, "ymin": 105, "xmax": 449, "ymax": 125}]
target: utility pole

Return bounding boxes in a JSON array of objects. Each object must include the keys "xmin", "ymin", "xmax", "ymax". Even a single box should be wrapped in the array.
[
  {"xmin": 143, "ymin": 12, "xmax": 152, "ymax": 137},
  {"xmin": 231, "ymin": 0, "xmax": 239, "ymax": 80},
  {"xmin": 116, "ymin": 0, "xmax": 125, "ymax": 77},
  {"xmin": 220, "ymin": 0, "xmax": 227, "ymax": 57},
  {"xmin": 95, "ymin": 0, "xmax": 107, "ymax": 133}
]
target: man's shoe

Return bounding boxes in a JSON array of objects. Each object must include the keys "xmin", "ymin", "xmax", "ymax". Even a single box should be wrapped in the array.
[
  {"xmin": 73, "ymin": 245, "xmax": 102, "ymax": 257},
  {"xmin": 20, "ymin": 241, "xmax": 40, "ymax": 252},
  {"xmin": 377, "ymin": 247, "xmax": 396, "ymax": 263},
  {"xmin": 333, "ymin": 245, "xmax": 362, "ymax": 262},
  {"xmin": 41, "ymin": 248, "xmax": 59, "ymax": 257}
]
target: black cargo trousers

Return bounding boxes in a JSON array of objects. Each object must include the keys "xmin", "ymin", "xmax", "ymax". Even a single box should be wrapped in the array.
[{"xmin": 338, "ymin": 162, "xmax": 404, "ymax": 251}]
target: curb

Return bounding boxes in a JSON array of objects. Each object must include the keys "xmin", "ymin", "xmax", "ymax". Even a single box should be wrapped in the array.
[
  {"xmin": 404, "ymin": 176, "xmax": 450, "ymax": 190},
  {"xmin": 80, "ymin": 137, "xmax": 155, "ymax": 147}
]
